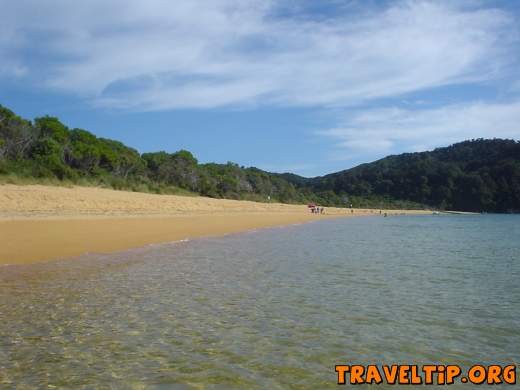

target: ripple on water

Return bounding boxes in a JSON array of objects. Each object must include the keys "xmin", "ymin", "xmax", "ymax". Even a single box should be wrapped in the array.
[{"xmin": 0, "ymin": 215, "xmax": 519, "ymax": 389}]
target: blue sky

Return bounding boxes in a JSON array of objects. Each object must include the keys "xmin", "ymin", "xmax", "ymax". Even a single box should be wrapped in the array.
[{"xmin": 1, "ymin": 0, "xmax": 520, "ymax": 177}]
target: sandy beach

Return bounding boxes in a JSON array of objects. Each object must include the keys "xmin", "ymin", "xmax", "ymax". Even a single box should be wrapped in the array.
[{"xmin": 0, "ymin": 184, "xmax": 431, "ymax": 264}]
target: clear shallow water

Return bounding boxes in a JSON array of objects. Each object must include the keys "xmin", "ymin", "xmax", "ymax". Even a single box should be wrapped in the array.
[{"xmin": 0, "ymin": 215, "xmax": 519, "ymax": 389}]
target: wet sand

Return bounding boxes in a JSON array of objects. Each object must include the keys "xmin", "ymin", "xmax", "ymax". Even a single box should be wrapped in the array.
[{"xmin": 0, "ymin": 184, "xmax": 431, "ymax": 264}]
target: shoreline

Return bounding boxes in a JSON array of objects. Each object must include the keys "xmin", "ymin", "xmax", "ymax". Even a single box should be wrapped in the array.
[
  {"xmin": 0, "ymin": 213, "xmax": 348, "ymax": 265},
  {"xmin": 0, "ymin": 184, "xmax": 433, "ymax": 265}
]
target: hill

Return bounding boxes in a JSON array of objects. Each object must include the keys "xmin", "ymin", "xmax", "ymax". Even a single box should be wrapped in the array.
[
  {"xmin": 1, "ymin": 104, "xmax": 519, "ymax": 212},
  {"xmin": 305, "ymin": 139, "xmax": 520, "ymax": 212}
]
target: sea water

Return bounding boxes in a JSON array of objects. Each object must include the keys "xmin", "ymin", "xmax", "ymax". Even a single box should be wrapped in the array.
[{"xmin": 0, "ymin": 215, "xmax": 519, "ymax": 389}]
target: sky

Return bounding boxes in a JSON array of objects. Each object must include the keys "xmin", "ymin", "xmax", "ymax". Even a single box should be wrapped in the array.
[{"xmin": 1, "ymin": 0, "xmax": 519, "ymax": 177}]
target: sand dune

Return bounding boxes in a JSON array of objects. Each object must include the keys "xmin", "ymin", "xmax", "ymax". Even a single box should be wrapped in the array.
[
  {"xmin": 0, "ymin": 184, "xmax": 343, "ymax": 219},
  {"xmin": 0, "ymin": 184, "xmax": 431, "ymax": 264}
]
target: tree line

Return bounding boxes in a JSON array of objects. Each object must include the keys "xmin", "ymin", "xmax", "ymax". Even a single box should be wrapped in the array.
[
  {"xmin": 1, "ymin": 104, "xmax": 518, "ymax": 212},
  {"xmin": 0, "ymin": 104, "xmax": 314, "ymax": 203}
]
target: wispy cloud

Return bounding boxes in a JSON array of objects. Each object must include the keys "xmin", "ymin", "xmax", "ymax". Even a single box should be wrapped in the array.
[
  {"xmin": 320, "ymin": 100, "xmax": 520, "ymax": 162},
  {"xmin": 0, "ymin": 0, "xmax": 515, "ymax": 110}
]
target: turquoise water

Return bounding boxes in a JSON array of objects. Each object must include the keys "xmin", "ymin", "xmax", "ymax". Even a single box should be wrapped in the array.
[{"xmin": 1, "ymin": 215, "xmax": 519, "ymax": 389}]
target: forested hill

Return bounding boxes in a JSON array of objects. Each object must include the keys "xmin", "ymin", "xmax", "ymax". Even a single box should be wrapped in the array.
[
  {"xmin": 1, "ymin": 104, "xmax": 519, "ymax": 212},
  {"xmin": 302, "ymin": 139, "xmax": 520, "ymax": 213}
]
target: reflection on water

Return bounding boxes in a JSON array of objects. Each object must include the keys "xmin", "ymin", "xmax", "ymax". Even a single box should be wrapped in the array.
[{"xmin": 1, "ymin": 215, "xmax": 519, "ymax": 389}]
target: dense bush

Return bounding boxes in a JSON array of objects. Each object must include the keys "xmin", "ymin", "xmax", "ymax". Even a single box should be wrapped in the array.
[
  {"xmin": 301, "ymin": 139, "xmax": 520, "ymax": 212},
  {"xmin": 1, "ymin": 104, "xmax": 518, "ymax": 212},
  {"xmin": 0, "ymin": 104, "xmax": 308, "ymax": 204}
]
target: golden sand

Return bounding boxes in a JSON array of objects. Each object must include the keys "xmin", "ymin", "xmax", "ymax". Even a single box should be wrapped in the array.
[{"xmin": 0, "ymin": 184, "xmax": 431, "ymax": 264}]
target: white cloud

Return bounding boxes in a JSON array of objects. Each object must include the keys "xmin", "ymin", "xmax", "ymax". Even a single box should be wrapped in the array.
[
  {"xmin": 0, "ymin": 0, "xmax": 516, "ymax": 110},
  {"xmin": 320, "ymin": 101, "xmax": 520, "ymax": 161}
]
